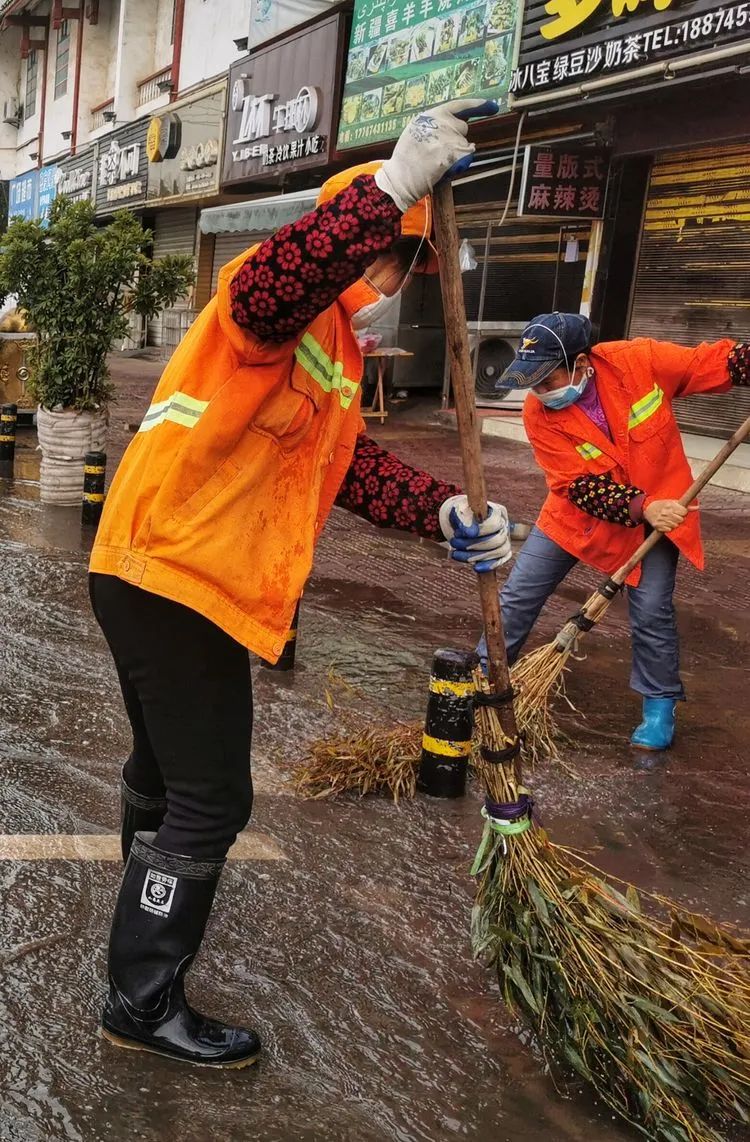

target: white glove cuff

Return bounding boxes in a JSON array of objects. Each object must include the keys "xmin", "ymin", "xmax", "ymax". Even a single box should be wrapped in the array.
[{"xmin": 374, "ymin": 163, "xmax": 413, "ymax": 214}]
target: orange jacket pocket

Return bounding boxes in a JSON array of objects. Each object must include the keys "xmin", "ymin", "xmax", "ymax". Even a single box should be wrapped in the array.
[{"xmin": 171, "ymin": 457, "xmax": 242, "ymax": 524}]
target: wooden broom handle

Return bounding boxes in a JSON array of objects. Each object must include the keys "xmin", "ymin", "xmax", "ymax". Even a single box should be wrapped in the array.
[
  {"xmin": 610, "ymin": 410, "xmax": 750, "ymax": 587},
  {"xmin": 433, "ymin": 182, "xmax": 519, "ymax": 747}
]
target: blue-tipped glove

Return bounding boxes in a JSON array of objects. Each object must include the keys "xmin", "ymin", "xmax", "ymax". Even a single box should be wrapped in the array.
[
  {"xmin": 439, "ymin": 494, "xmax": 512, "ymax": 573},
  {"xmin": 374, "ymin": 98, "xmax": 499, "ymax": 213}
]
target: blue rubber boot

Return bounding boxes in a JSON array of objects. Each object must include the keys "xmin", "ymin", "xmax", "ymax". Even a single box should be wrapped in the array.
[{"xmin": 630, "ymin": 698, "xmax": 676, "ymax": 751}]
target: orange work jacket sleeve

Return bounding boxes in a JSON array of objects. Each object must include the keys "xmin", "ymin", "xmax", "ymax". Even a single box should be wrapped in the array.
[{"xmin": 644, "ymin": 337, "xmax": 734, "ymax": 400}]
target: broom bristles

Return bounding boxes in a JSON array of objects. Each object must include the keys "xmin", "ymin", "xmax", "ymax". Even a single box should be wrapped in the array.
[
  {"xmin": 289, "ymin": 634, "xmax": 575, "ymax": 803},
  {"xmin": 291, "ymin": 636, "xmax": 575, "ymax": 800},
  {"xmin": 471, "ymin": 683, "xmax": 750, "ymax": 1142},
  {"xmin": 291, "ymin": 723, "xmax": 422, "ymax": 802}
]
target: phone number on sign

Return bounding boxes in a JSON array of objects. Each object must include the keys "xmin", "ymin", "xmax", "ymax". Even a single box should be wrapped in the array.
[
  {"xmin": 511, "ymin": 1, "xmax": 750, "ymax": 94},
  {"xmin": 667, "ymin": 2, "xmax": 749, "ymax": 46}
]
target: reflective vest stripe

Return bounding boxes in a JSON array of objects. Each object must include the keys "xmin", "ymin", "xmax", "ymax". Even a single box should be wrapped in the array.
[
  {"xmin": 575, "ymin": 441, "xmax": 603, "ymax": 460},
  {"xmin": 295, "ymin": 333, "xmax": 360, "ymax": 410},
  {"xmin": 139, "ymin": 392, "xmax": 209, "ymax": 433},
  {"xmin": 628, "ymin": 384, "xmax": 664, "ymax": 430}
]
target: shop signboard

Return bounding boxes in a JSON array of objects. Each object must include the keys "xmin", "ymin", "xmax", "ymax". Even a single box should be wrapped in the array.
[
  {"xmin": 8, "ymin": 169, "xmax": 38, "ymax": 222},
  {"xmin": 511, "ymin": 0, "xmax": 750, "ymax": 101},
  {"xmin": 338, "ymin": 0, "xmax": 520, "ymax": 150},
  {"xmin": 57, "ymin": 147, "xmax": 96, "ymax": 204},
  {"xmin": 223, "ymin": 13, "xmax": 344, "ymax": 185},
  {"xmin": 147, "ymin": 88, "xmax": 224, "ymax": 202},
  {"xmin": 518, "ymin": 144, "xmax": 609, "ymax": 218},
  {"xmin": 37, "ymin": 165, "xmax": 59, "ymax": 226},
  {"xmin": 95, "ymin": 121, "xmax": 150, "ymax": 214}
]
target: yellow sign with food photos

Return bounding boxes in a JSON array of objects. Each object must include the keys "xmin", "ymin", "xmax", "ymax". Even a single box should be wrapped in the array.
[{"xmin": 338, "ymin": 0, "xmax": 519, "ymax": 149}]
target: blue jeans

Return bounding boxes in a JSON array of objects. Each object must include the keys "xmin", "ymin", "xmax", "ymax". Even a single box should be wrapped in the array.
[{"xmin": 477, "ymin": 525, "xmax": 685, "ymax": 700}]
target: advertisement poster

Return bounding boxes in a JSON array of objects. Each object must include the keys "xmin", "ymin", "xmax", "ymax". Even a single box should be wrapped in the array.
[{"xmin": 338, "ymin": 0, "xmax": 519, "ymax": 150}]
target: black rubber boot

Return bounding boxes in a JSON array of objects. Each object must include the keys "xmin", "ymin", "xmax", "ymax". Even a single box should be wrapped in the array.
[
  {"xmin": 121, "ymin": 773, "xmax": 167, "ymax": 863},
  {"xmin": 101, "ymin": 832, "xmax": 261, "ymax": 1068}
]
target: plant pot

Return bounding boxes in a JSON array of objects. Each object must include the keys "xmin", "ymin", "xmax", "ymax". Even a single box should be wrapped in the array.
[{"xmin": 36, "ymin": 406, "xmax": 107, "ymax": 506}]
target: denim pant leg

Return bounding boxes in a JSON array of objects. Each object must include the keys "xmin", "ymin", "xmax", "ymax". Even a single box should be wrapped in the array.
[
  {"xmin": 477, "ymin": 526, "xmax": 578, "ymax": 667},
  {"xmin": 625, "ymin": 537, "xmax": 685, "ymax": 700}
]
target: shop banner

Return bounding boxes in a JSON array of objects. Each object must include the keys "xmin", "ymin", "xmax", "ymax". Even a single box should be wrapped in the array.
[
  {"xmin": 338, "ymin": 0, "xmax": 519, "ymax": 150},
  {"xmin": 8, "ymin": 170, "xmax": 39, "ymax": 222},
  {"xmin": 57, "ymin": 148, "xmax": 96, "ymax": 204},
  {"xmin": 511, "ymin": 0, "xmax": 750, "ymax": 100},
  {"xmin": 147, "ymin": 89, "xmax": 224, "ymax": 203},
  {"xmin": 518, "ymin": 145, "xmax": 609, "ymax": 218},
  {"xmin": 38, "ymin": 165, "xmax": 59, "ymax": 226},
  {"xmin": 95, "ymin": 121, "xmax": 150, "ymax": 214},
  {"xmin": 223, "ymin": 14, "xmax": 344, "ymax": 186}
]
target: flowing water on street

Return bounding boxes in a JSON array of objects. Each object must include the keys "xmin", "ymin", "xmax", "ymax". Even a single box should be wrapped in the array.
[{"xmin": 2, "ymin": 418, "xmax": 749, "ymax": 1141}]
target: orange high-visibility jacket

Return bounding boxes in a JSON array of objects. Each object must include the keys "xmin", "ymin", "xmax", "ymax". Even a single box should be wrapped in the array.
[
  {"xmin": 524, "ymin": 337, "xmax": 734, "ymax": 585},
  {"xmin": 89, "ymin": 248, "xmax": 366, "ymax": 664}
]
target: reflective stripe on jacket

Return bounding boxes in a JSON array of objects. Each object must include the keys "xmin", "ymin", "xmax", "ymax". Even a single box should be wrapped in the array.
[
  {"xmin": 89, "ymin": 247, "xmax": 365, "ymax": 663},
  {"xmin": 524, "ymin": 337, "xmax": 733, "ymax": 586}
]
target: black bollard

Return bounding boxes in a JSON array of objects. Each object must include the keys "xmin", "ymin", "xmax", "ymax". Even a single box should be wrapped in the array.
[
  {"xmin": 418, "ymin": 648, "xmax": 478, "ymax": 798},
  {"xmin": 264, "ymin": 599, "xmax": 300, "ymax": 672},
  {"xmin": 0, "ymin": 403, "xmax": 17, "ymax": 477},
  {"xmin": 82, "ymin": 451, "xmax": 106, "ymax": 526}
]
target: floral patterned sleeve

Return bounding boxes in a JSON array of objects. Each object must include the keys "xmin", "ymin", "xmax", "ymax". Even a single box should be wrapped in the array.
[
  {"xmin": 568, "ymin": 472, "xmax": 646, "ymax": 528},
  {"xmin": 336, "ymin": 435, "xmax": 461, "ymax": 541},
  {"xmin": 728, "ymin": 343, "xmax": 750, "ymax": 385},
  {"xmin": 229, "ymin": 174, "xmax": 402, "ymax": 342}
]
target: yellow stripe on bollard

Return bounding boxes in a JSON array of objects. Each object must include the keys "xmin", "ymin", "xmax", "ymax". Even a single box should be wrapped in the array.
[
  {"xmin": 428, "ymin": 677, "xmax": 475, "ymax": 698},
  {"xmin": 421, "ymin": 733, "xmax": 473, "ymax": 757}
]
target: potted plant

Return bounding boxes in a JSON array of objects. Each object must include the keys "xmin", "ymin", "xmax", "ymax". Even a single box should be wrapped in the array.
[{"xmin": 0, "ymin": 197, "xmax": 194, "ymax": 504}]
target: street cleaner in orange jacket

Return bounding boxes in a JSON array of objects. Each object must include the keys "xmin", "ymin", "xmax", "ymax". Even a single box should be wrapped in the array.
[
  {"xmin": 485, "ymin": 311, "xmax": 750, "ymax": 754},
  {"xmin": 88, "ymin": 100, "xmax": 512, "ymax": 1069}
]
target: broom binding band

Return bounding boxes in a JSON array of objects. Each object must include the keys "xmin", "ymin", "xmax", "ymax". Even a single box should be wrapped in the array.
[
  {"xmin": 569, "ymin": 611, "xmax": 596, "ymax": 633},
  {"xmin": 482, "ymin": 794, "xmax": 535, "ymax": 835},
  {"xmin": 473, "ymin": 686, "xmax": 515, "ymax": 709},
  {"xmin": 599, "ymin": 577, "xmax": 623, "ymax": 599},
  {"xmin": 479, "ymin": 739, "xmax": 521, "ymax": 765}
]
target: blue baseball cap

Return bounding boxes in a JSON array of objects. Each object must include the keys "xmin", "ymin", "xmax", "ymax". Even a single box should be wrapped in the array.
[{"xmin": 496, "ymin": 312, "xmax": 593, "ymax": 390}]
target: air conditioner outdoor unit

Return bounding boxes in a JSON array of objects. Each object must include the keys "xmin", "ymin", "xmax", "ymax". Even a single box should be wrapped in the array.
[
  {"xmin": 3, "ymin": 97, "xmax": 20, "ymax": 127},
  {"xmin": 442, "ymin": 322, "xmax": 529, "ymax": 412}
]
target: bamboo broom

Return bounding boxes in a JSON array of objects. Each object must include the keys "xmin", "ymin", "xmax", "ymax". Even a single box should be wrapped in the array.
[{"xmin": 432, "ymin": 179, "xmax": 750, "ymax": 1142}]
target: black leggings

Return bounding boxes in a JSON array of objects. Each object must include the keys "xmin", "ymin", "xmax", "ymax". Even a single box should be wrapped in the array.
[{"xmin": 90, "ymin": 574, "xmax": 253, "ymax": 859}]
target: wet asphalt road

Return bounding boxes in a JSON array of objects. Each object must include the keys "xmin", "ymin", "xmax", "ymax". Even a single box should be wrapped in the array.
[{"xmin": 1, "ymin": 361, "xmax": 749, "ymax": 1141}]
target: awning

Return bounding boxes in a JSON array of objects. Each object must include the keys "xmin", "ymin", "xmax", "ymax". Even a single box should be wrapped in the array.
[{"xmin": 199, "ymin": 187, "xmax": 320, "ymax": 236}]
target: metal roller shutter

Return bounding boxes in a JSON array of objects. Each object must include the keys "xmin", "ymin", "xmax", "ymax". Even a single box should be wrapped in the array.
[
  {"xmin": 629, "ymin": 143, "xmax": 750, "ymax": 440},
  {"xmin": 210, "ymin": 233, "xmax": 264, "ymax": 296},
  {"xmin": 148, "ymin": 208, "xmax": 198, "ymax": 348}
]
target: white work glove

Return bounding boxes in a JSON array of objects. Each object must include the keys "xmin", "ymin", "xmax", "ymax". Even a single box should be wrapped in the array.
[
  {"xmin": 374, "ymin": 99, "xmax": 498, "ymax": 213},
  {"xmin": 439, "ymin": 494, "xmax": 512, "ymax": 573}
]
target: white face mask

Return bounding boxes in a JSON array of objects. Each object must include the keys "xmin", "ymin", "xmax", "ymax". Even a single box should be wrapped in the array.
[
  {"xmin": 352, "ymin": 205, "xmax": 430, "ymax": 331},
  {"xmin": 534, "ymin": 365, "xmax": 594, "ymax": 409},
  {"xmin": 351, "ymin": 286, "xmax": 403, "ymax": 330}
]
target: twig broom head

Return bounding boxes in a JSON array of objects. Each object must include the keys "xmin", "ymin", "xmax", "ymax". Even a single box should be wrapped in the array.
[{"xmin": 471, "ymin": 684, "xmax": 750, "ymax": 1142}]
